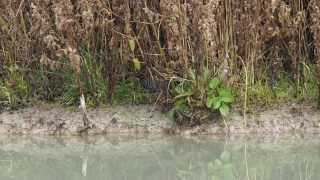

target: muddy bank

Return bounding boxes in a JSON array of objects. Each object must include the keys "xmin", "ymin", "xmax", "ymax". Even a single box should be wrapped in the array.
[{"xmin": 0, "ymin": 103, "xmax": 319, "ymax": 136}]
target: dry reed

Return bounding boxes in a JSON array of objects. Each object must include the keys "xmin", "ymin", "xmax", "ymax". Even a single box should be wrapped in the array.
[{"xmin": 0, "ymin": 0, "xmax": 319, "ymax": 108}]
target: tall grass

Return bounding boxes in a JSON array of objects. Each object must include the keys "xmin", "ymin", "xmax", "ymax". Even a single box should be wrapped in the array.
[{"xmin": 0, "ymin": 0, "xmax": 319, "ymax": 111}]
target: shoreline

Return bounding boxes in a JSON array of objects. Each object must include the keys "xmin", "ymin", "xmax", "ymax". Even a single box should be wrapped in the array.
[{"xmin": 0, "ymin": 103, "xmax": 319, "ymax": 136}]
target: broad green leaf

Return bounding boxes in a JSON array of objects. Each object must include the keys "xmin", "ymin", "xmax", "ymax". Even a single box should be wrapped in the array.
[
  {"xmin": 206, "ymin": 98, "xmax": 214, "ymax": 108},
  {"xmin": 220, "ymin": 96, "xmax": 234, "ymax": 103},
  {"xmin": 212, "ymin": 97, "xmax": 222, "ymax": 109},
  {"xmin": 218, "ymin": 88, "xmax": 232, "ymax": 97},
  {"xmin": 128, "ymin": 39, "xmax": 136, "ymax": 52},
  {"xmin": 219, "ymin": 104, "xmax": 230, "ymax": 117},
  {"xmin": 209, "ymin": 78, "xmax": 220, "ymax": 89},
  {"xmin": 132, "ymin": 58, "xmax": 141, "ymax": 71}
]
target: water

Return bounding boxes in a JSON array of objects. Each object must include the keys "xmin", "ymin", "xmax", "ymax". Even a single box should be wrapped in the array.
[{"xmin": 0, "ymin": 135, "xmax": 319, "ymax": 180}]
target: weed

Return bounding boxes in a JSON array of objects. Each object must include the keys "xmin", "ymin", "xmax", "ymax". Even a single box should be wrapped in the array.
[
  {"xmin": 113, "ymin": 78, "xmax": 154, "ymax": 105},
  {"xmin": 0, "ymin": 64, "xmax": 29, "ymax": 108},
  {"xmin": 246, "ymin": 80, "xmax": 274, "ymax": 107},
  {"xmin": 171, "ymin": 68, "xmax": 234, "ymax": 125},
  {"xmin": 61, "ymin": 47, "xmax": 108, "ymax": 106},
  {"xmin": 59, "ymin": 46, "xmax": 152, "ymax": 106},
  {"xmin": 245, "ymin": 63, "xmax": 318, "ymax": 108},
  {"xmin": 298, "ymin": 63, "xmax": 318, "ymax": 101},
  {"xmin": 206, "ymin": 78, "xmax": 234, "ymax": 117}
]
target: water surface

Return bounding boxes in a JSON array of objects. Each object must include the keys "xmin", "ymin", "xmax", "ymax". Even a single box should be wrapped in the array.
[{"xmin": 0, "ymin": 135, "xmax": 319, "ymax": 180}]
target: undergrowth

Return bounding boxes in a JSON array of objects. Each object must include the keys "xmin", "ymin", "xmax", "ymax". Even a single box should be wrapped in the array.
[
  {"xmin": 170, "ymin": 69, "xmax": 235, "ymax": 126},
  {"xmin": 60, "ymin": 47, "xmax": 153, "ymax": 106},
  {"xmin": 245, "ymin": 64, "xmax": 318, "ymax": 108},
  {"xmin": 61, "ymin": 47, "xmax": 108, "ymax": 106},
  {"xmin": 0, "ymin": 48, "xmax": 154, "ymax": 109},
  {"xmin": 0, "ymin": 64, "xmax": 29, "ymax": 108}
]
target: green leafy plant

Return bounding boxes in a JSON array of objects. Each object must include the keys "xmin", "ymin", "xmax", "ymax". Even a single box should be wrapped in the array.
[
  {"xmin": 171, "ymin": 69, "xmax": 234, "ymax": 125},
  {"xmin": 206, "ymin": 78, "xmax": 234, "ymax": 117}
]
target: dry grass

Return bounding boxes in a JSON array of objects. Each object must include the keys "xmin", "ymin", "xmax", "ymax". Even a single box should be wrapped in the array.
[{"xmin": 0, "ymin": 0, "xmax": 319, "ymax": 108}]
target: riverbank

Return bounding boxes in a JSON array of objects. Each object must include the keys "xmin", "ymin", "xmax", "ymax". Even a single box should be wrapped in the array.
[{"xmin": 0, "ymin": 102, "xmax": 319, "ymax": 136}]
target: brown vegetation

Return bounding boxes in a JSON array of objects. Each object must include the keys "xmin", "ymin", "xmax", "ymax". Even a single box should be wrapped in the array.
[
  {"xmin": 310, "ymin": 0, "xmax": 320, "ymax": 106},
  {"xmin": 0, "ymin": 0, "xmax": 319, "ymax": 109}
]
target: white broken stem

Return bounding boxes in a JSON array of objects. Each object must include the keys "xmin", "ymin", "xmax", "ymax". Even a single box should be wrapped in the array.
[{"xmin": 80, "ymin": 94, "xmax": 90, "ymax": 127}]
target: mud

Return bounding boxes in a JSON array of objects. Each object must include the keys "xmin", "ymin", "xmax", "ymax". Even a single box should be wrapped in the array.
[{"xmin": 0, "ymin": 103, "xmax": 319, "ymax": 136}]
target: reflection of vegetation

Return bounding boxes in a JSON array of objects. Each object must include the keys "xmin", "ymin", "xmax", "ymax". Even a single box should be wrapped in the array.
[
  {"xmin": 0, "ymin": 137, "xmax": 320, "ymax": 180},
  {"xmin": 173, "ymin": 138, "xmax": 320, "ymax": 180},
  {"xmin": 207, "ymin": 150, "xmax": 234, "ymax": 180}
]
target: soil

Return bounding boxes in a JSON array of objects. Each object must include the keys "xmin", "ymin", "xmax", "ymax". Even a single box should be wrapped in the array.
[{"xmin": 0, "ymin": 103, "xmax": 319, "ymax": 136}]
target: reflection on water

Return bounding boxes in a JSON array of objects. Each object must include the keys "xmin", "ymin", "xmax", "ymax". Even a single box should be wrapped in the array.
[{"xmin": 0, "ymin": 135, "xmax": 319, "ymax": 180}]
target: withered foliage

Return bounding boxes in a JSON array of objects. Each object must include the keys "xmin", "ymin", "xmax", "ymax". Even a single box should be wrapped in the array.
[
  {"xmin": 310, "ymin": 0, "xmax": 320, "ymax": 106},
  {"xmin": 0, "ymin": 0, "xmax": 319, "ymax": 105}
]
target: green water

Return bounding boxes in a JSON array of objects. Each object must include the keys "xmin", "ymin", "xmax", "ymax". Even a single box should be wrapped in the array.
[{"xmin": 0, "ymin": 135, "xmax": 319, "ymax": 180}]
